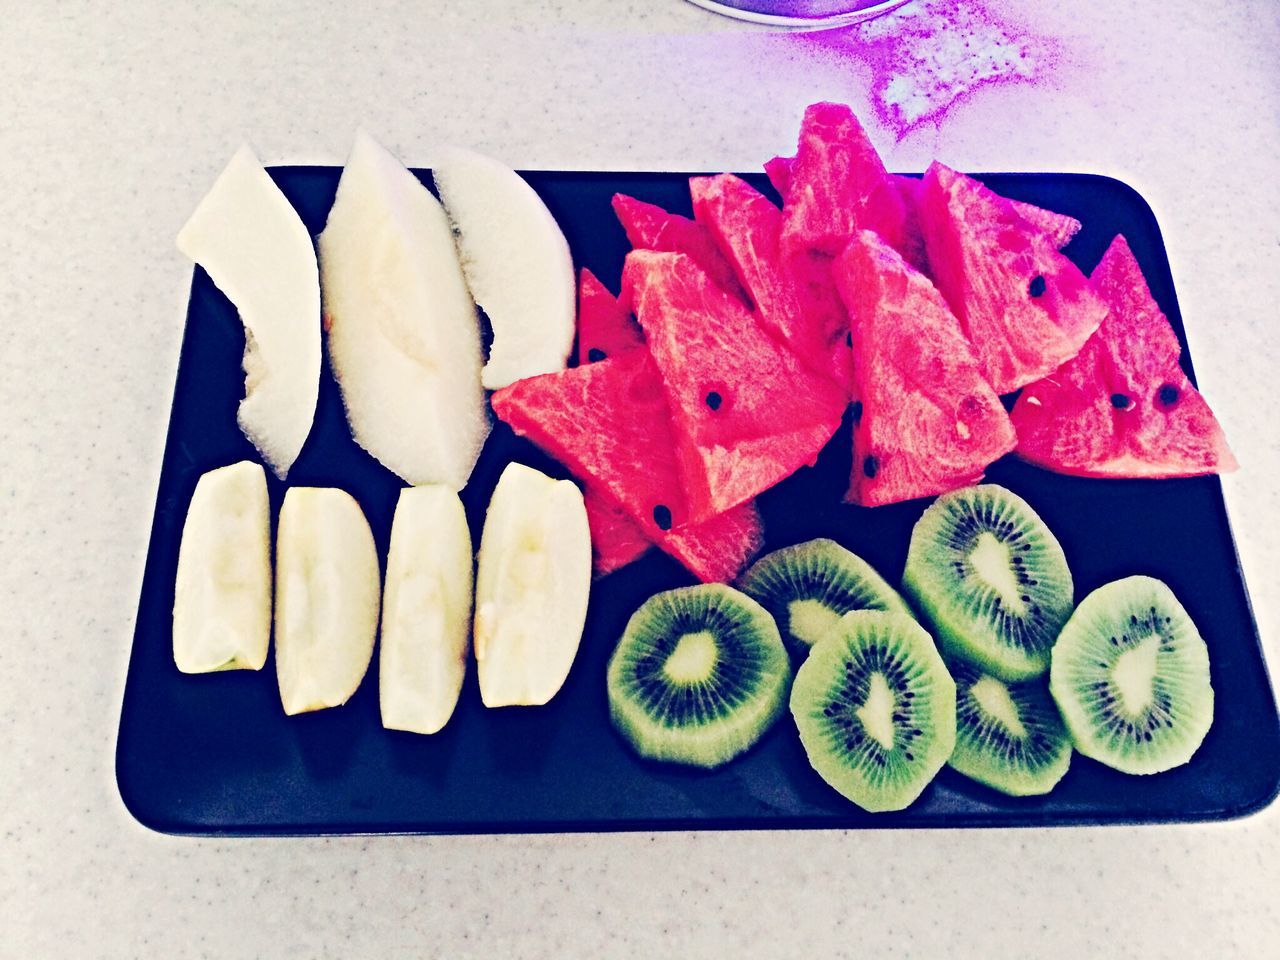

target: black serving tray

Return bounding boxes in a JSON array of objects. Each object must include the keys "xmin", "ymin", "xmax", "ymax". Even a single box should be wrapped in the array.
[{"xmin": 117, "ymin": 167, "xmax": 1280, "ymax": 834}]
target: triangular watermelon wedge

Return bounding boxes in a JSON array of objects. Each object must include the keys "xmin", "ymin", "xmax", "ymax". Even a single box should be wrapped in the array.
[
  {"xmin": 920, "ymin": 161, "xmax": 1108, "ymax": 395},
  {"xmin": 584, "ymin": 482, "xmax": 764, "ymax": 582},
  {"xmin": 576, "ymin": 267, "xmax": 642, "ymax": 365},
  {"xmin": 763, "ymin": 155, "xmax": 792, "ymax": 197},
  {"xmin": 490, "ymin": 350, "xmax": 690, "ymax": 539},
  {"xmin": 1010, "ymin": 234, "xmax": 1236, "ymax": 478},
  {"xmin": 690, "ymin": 173, "xmax": 849, "ymax": 386},
  {"xmin": 611, "ymin": 193, "xmax": 745, "ymax": 300},
  {"xmin": 776, "ymin": 102, "xmax": 909, "ymax": 259},
  {"xmin": 834, "ymin": 230, "xmax": 1017, "ymax": 506},
  {"xmin": 623, "ymin": 249, "xmax": 848, "ymax": 518}
]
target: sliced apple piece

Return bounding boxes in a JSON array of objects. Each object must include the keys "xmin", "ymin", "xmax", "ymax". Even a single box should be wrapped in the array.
[
  {"xmin": 474, "ymin": 463, "xmax": 591, "ymax": 707},
  {"xmin": 172, "ymin": 461, "xmax": 271, "ymax": 673},
  {"xmin": 432, "ymin": 147, "xmax": 575, "ymax": 390},
  {"xmin": 379, "ymin": 486, "xmax": 474, "ymax": 734},
  {"xmin": 319, "ymin": 132, "xmax": 490, "ymax": 489},
  {"xmin": 274, "ymin": 488, "xmax": 381, "ymax": 715},
  {"xmin": 177, "ymin": 146, "xmax": 321, "ymax": 479}
]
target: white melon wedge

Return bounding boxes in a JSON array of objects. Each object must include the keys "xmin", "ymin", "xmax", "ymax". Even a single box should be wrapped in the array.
[
  {"xmin": 474, "ymin": 463, "xmax": 591, "ymax": 707},
  {"xmin": 432, "ymin": 146, "xmax": 575, "ymax": 390},
  {"xmin": 172, "ymin": 461, "xmax": 271, "ymax": 673},
  {"xmin": 274, "ymin": 488, "xmax": 381, "ymax": 715},
  {"xmin": 379, "ymin": 486, "xmax": 474, "ymax": 734},
  {"xmin": 319, "ymin": 132, "xmax": 489, "ymax": 489},
  {"xmin": 177, "ymin": 146, "xmax": 321, "ymax": 479}
]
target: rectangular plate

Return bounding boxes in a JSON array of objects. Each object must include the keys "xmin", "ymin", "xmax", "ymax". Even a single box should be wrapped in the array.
[{"xmin": 117, "ymin": 169, "xmax": 1280, "ymax": 834}]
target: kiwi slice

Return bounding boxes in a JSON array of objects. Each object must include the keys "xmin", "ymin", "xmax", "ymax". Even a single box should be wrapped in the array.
[
  {"xmin": 790, "ymin": 611, "xmax": 956, "ymax": 813},
  {"xmin": 607, "ymin": 584, "xmax": 791, "ymax": 768},
  {"xmin": 948, "ymin": 658, "xmax": 1072, "ymax": 796},
  {"xmin": 903, "ymin": 484, "xmax": 1073, "ymax": 681},
  {"xmin": 739, "ymin": 538, "xmax": 912, "ymax": 658},
  {"xmin": 1050, "ymin": 576, "xmax": 1213, "ymax": 776}
]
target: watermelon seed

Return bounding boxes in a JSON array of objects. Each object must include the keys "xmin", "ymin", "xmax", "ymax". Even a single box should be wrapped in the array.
[
  {"xmin": 653, "ymin": 505, "xmax": 673, "ymax": 531},
  {"xmin": 705, "ymin": 391, "xmax": 723, "ymax": 411},
  {"xmin": 1110, "ymin": 393, "xmax": 1132, "ymax": 410},
  {"xmin": 1158, "ymin": 384, "xmax": 1180, "ymax": 406},
  {"xmin": 587, "ymin": 348, "xmax": 607, "ymax": 363},
  {"xmin": 845, "ymin": 332, "xmax": 853, "ymax": 348},
  {"xmin": 1028, "ymin": 275, "xmax": 1047, "ymax": 298},
  {"xmin": 863, "ymin": 455, "xmax": 879, "ymax": 479}
]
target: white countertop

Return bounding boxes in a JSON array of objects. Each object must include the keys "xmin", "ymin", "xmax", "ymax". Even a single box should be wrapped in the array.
[{"xmin": 3, "ymin": 1, "xmax": 1278, "ymax": 956}]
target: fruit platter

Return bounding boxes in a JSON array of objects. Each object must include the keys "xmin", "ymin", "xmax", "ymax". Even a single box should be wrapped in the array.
[{"xmin": 117, "ymin": 105, "xmax": 1280, "ymax": 834}]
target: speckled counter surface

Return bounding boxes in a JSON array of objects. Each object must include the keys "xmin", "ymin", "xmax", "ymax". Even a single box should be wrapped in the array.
[{"xmin": 3, "ymin": 1, "xmax": 1278, "ymax": 956}]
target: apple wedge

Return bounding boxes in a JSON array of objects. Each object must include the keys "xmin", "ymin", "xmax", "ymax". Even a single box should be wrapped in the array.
[
  {"xmin": 319, "ymin": 132, "xmax": 490, "ymax": 489},
  {"xmin": 172, "ymin": 461, "xmax": 271, "ymax": 673},
  {"xmin": 432, "ymin": 147, "xmax": 575, "ymax": 390},
  {"xmin": 274, "ymin": 488, "xmax": 381, "ymax": 716},
  {"xmin": 379, "ymin": 486, "xmax": 474, "ymax": 735},
  {"xmin": 474, "ymin": 463, "xmax": 591, "ymax": 707},
  {"xmin": 177, "ymin": 146, "xmax": 320, "ymax": 479}
]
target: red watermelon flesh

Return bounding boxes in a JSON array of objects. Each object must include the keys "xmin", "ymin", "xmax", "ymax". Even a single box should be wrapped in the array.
[
  {"xmin": 1010, "ymin": 234, "xmax": 1236, "ymax": 478},
  {"xmin": 576, "ymin": 268, "xmax": 643, "ymax": 366},
  {"xmin": 920, "ymin": 162, "xmax": 1107, "ymax": 395},
  {"xmin": 777, "ymin": 102, "xmax": 909, "ymax": 259},
  {"xmin": 660, "ymin": 500, "xmax": 765, "ymax": 583},
  {"xmin": 764, "ymin": 154, "xmax": 793, "ymax": 197},
  {"xmin": 623, "ymin": 249, "xmax": 848, "ymax": 518},
  {"xmin": 689, "ymin": 173, "xmax": 849, "ymax": 385},
  {"xmin": 583, "ymin": 483, "xmax": 651, "ymax": 575},
  {"xmin": 1008, "ymin": 198, "xmax": 1081, "ymax": 250},
  {"xmin": 834, "ymin": 230, "xmax": 1017, "ymax": 506},
  {"xmin": 610, "ymin": 193, "xmax": 745, "ymax": 300},
  {"xmin": 490, "ymin": 350, "xmax": 690, "ymax": 540}
]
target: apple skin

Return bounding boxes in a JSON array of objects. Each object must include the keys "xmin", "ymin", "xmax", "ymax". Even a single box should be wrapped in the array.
[
  {"xmin": 379, "ymin": 486, "xmax": 474, "ymax": 735},
  {"xmin": 172, "ymin": 461, "xmax": 271, "ymax": 674},
  {"xmin": 274, "ymin": 488, "xmax": 381, "ymax": 716}
]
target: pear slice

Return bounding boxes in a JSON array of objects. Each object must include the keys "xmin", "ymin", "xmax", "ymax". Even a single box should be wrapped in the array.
[
  {"xmin": 432, "ymin": 147, "xmax": 575, "ymax": 390},
  {"xmin": 274, "ymin": 488, "xmax": 381, "ymax": 715},
  {"xmin": 379, "ymin": 486, "xmax": 474, "ymax": 734},
  {"xmin": 177, "ymin": 147, "xmax": 321, "ymax": 479},
  {"xmin": 319, "ymin": 132, "xmax": 490, "ymax": 489},
  {"xmin": 474, "ymin": 463, "xmax": 591, "ymax": 707},
  {"xmin": 172, "ymin": 461, "xmax": 271, "ymax": 673}
]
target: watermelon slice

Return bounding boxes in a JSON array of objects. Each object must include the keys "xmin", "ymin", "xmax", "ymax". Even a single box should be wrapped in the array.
[
  {"xmin": 777, "ymin": 102, "xmax": 909, "ymax": 259},
  {"xmin": 576, "ymin": 268, "xmax": 642, "ymax": 366},
  {"xmin": 490, "ymin": 350, "xmax": 690, "ymax": 539},
  {"xmin": 1010, "ymin": 234, "xmax": 1236, "ymax": 478},
  {"xmin": 623, "ymin": 249, "xmax": 848, "ymax": 518},
  {"xmin": 583, "ymin": 482, "xmax": 651, "ymax": 575},
  {"xmin": 763, "ymin": 155, "xmax": 792, "ymax": 197},
  {"xmin": 834, "ymin": 230, "xmax": 1017, "ymax": 506},
  {"xmin": 919, "ymin": 162, "xmax": 1108, "ymax": 395},
  {"xmin": 690, "ymin": 173, "xmax": 849, "ymax": 385},
  {"xmin": 611, "ymin": 193, "xmax": 745, "ymax": 300}
]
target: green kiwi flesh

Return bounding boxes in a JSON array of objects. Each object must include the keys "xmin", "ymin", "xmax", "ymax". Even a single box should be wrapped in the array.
[
  {"xmin": 607, "ymin": 584, "xmax": 791, "ymax": 768},
  {"xmin": 903, "ymin": 484, "xmax": 1073, "ymax": 681},
  {"xmin": 1049, "ymin": 576, "xmax": 1212, "ymax": 776},
  {"xmin": 948, "ymin": 658, "xmax": 1072, "ymax": 796},
  {"xmin": 739, "ymin": 538, "xmax": 912, "ymax": 658},
  {"xmin": 790, "ymin": 611, "xmax": 956, "ymax": 812}
]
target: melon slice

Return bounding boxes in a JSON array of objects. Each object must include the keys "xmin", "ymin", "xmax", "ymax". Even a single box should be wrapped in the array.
[
  {"xmin": 177, "ymin": 146, "xmax": 320, "ymax": 478},
  {"xmin": 1010, "ymin": 234, "xmax": 1236, "ymax": 478},
  {"xmin": 834, "ymin": 230, "xmax": 1017, "ymax": 506},
  {"xmin": 611, "ymin": 193, "xmax": 745, "ymax": 299},
  {"xmin": 319, "ymin": 131, "xmax": 489, "ymax": 489},
  {"xmin": 491, "ymin": 350, "xmax": 691, "ymax": 539},
  {"xmin": 576, "ymin": 268, "xmax": 642, "ymax": 366},
  {"xmin": 379, "ymin": 486, "xmax": 474, "ymax": 735},
  {"xmin": 432, "ymin": 147, "xmax": 574, "ymax": 390},
  {"xmin": 473, "ymin": 463, "xmax": 591, "ymax": 707},
  {"xmin": 583, "ymin": 484, "xmax": 652, "ymax": 576},
  {"xmin": 919, "ymin": 162, "xmax": 1107, "ymax": 395},
  {"xmin": 274, "ymin": 488, "xmax": 381, "ymax": 715},
  {"xmin": 172, "ymin": 461, "xmax": 271, "ymax": 673},
  {"xmin": 623, "ymin": 249, "xmax": 848, "ymax": 518},
  {"xmin": 690, "ymin": 173, "xmax": 848, "ymax": 385}
]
